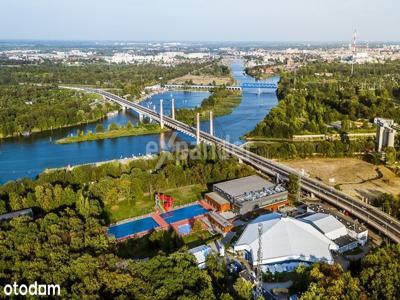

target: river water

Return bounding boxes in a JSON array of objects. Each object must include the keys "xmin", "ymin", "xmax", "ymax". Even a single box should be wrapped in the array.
[{"xmin": 0, "ymin": 60, "xmax": 278, "ymax": 183}]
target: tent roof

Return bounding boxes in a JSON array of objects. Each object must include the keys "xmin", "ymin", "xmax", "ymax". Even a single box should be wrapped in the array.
[{"xmin": 235, "ymin": 213, "xmax": 334, "ymax": 265}]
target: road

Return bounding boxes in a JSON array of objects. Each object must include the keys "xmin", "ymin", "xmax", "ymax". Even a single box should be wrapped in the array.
[{"xmin": 71, "ymin": 87, "xmax": 400, "ymax": 243}]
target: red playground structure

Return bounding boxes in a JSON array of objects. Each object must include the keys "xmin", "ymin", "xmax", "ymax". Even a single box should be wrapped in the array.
[{"xmin": 155, "ymin": 193, "xmax": 174, "ymax": 212}]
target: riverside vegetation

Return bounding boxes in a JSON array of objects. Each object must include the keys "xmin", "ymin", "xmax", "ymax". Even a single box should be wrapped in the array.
[
  {"xmin": 0, "ymin": 85, "xmax": 117, "ymax": 138},
  {"xmin": 56, "ymin": 121, "xmax": 166, "ymax": 144},
  {"xmin": 175, "ymin": 88, "xmax": 241, "ymax": 125}
]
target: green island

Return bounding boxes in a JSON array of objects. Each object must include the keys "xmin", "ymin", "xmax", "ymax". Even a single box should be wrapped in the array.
[
  {"xmin": 175, "ymin": 88, "xmax": 242, "ymax": 125},
  {"xmin": 56, "ymin": 122, "xmax": 165, "ymax": 144}
]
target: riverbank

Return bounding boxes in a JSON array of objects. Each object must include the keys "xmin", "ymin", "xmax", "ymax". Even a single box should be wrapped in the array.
[
  {"xmin": 56, "ymin": 123, "xmax": 166, "ymax": 144},
  {"xmin": 0, "ymin": 112, "xmax": 118, "ymax": 140}
]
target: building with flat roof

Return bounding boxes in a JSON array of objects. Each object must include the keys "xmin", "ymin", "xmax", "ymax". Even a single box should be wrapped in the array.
[
  {"xmin": 302, "ymin": 213, "xmax": 359, "ymax": 253},
  {"xmin": 212, "ymin": 175, "xmax": 288, "ymax": 215},
  {"xmin": 302, "ymin": 213, "xmax": 348, "ymax": 240},
  {"xmin": 374, "ymin": 117, "xmax": 396, "ymax": 151},
  {"xmin": 234, "ymin": 213, "xmax": 336, "ymax": 270},
  {"xmin": 205, "ymin": 192, "xmax": 231, "ymax": 212},
  {"xmin": 207, "ymin": 211, "xmax": 233, "ymax": 233},
  {"xmin": 188, "ymin": 245, "xmax": 212, "ymax": 269},
  {"xmin": 305, "ymin": 204, "xmax": 368, "ymax": 246}
]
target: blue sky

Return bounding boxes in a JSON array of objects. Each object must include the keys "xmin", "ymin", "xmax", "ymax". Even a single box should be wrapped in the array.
[{"xmin": 1, "ymin": 0, "xmax": 399, "ymax": 41}]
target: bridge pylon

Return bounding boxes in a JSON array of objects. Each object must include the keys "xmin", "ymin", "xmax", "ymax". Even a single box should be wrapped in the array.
[
  {"xmin": 209, "ymin": 111, "xmax": 214, "ymax": 136},
  {"xmin": 160, "ymin": 99, "xmax": 164, "ymax": 129},
  {"xmin": 171, "ymin": 97, "xmax": 175, "ymax": 120},
  {"xmin": 196, "ymin": 112, "xmax": 200, "ymax": 145}
]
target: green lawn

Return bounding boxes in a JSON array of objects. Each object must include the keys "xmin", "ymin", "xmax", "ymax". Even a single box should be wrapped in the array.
[
  {"xmin": 162, "ymin": 184, "xmax": 208, "ymax": 206},
  {"xmin": 106, "ymin": 184, "xmax": 208, "ymax": 223},
  {"xmin": 106, "ymin": 194, "xmax": 154, "ymax": 223}
]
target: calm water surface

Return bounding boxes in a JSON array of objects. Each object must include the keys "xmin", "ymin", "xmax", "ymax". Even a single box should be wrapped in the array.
[{"xmin": 0, "ymin": 60, "xmax": 278, "ymax": 183}]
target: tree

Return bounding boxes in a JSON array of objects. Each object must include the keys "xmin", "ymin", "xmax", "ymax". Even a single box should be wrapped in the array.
[
  {"xmin": 96, "ymin": 124, "xmax": 104, "ymax": 133},
  {"xmin": 109, "ymin": 122, "xmax": 119, "ymax": 131},
  {"xmin": 341, "ymin": 119, "xmax": 351, "ymax": 132},
  {"xmin": 288, "ymin": 173, "xmax": 300, "ymax": 195},
  {"xmin": 206, "ymin": 255, "xmax": 227, "ymax": 293},
  {"xmin": 234, "ymin": 278, "xmax": 253, "ymax": 300},
  {"xmin": 192, "ymin": 219, "xmax": 203, "ymax": 233},
  {"xmin": 126, "ymin": 121, "xmax": 134, "ymax": 129},
  {"xmin": 385, "ymin": 146, "xmax": 397, "ymax": 165},
  {"xmin": 76, "ymin": 191, "xmax": 91, "ymax": 218},
  {"xmin": 359, "ymin": 245, "xmax": 400, "ymax": 300}
]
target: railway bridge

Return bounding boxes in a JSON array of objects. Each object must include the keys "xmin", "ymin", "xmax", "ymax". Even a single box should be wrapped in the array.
[{"xmin": 164, "ymin": 81, "xmax": 278, "ymax": 94}]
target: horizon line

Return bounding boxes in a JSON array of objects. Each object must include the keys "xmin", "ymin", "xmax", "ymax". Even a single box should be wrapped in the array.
[{"xmin": 1, "ymin": 39, "xmax": 400, "ymax": 44}]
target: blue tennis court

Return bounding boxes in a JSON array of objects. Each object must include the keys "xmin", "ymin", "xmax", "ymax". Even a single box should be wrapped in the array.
[
  {"xmin": 161, "ymin": 204, "xmax": 208, "ymax": 224},
  {"xmin": 108, "ymin": 217, "xmax": 159, "ymax": 239}
]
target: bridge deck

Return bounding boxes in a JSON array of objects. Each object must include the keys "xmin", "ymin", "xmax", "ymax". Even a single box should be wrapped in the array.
[{"xmin": 69, "ymin": 86, "xmax": 400, "ymax": 243}]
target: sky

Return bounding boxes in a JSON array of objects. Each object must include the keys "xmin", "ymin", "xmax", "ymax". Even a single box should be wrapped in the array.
[{"xmin": 0, "ymin": 0, "xmax": 399, "ymax": 42}]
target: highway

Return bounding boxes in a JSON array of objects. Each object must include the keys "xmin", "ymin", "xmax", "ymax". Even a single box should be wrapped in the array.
[{"xmin": 78, "ymin": 87, "xmax": 400, "ymax": 243}]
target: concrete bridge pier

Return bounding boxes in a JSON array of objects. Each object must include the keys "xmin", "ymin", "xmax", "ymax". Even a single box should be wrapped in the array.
[
  {"xmin": 138, "ymin": 113, "xmax": 143, "ymax": 122},
  {"xmin": 160, "ymin": 99, "xmax": 164, "ymax": 129},
  {"xmin": 196, "ymin": 112, "xmax": 200, "ymax": 145},
  {"xmin": 171, "ymin": 97, "xmax": 175, "ymax": 120},
  {"xmin": 209, "ymin": 111, "xmax": 214, "ymax": 136}
]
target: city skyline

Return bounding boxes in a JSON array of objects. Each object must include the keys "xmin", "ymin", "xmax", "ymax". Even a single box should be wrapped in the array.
[{"xmin": 1, "ymin": 0, "xmax": 399, "ymax": 42}]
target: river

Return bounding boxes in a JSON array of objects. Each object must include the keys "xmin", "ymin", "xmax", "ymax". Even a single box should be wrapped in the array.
[{"xmin": 0, "ymin": 60, "xmax": 278, "ymax": 183}]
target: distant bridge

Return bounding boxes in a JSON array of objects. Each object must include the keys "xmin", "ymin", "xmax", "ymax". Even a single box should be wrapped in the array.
[
  {"xmin": 164, "ymin": 84, "xmax": 241, "ymax": 91},
  {"xmin": 241, "ymin": 82, "xmax": 278, "ymax": 89},
  {"xmin": 164, "ymin": 81, "xmax": 278, "ymax": 94}
]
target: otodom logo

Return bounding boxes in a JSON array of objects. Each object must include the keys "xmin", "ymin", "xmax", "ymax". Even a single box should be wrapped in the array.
[{"xmin": 3, "ymin": 282, "xmax": 60, "ymax": 297}]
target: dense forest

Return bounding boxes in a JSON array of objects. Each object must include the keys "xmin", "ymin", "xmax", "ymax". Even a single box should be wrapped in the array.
[
  {"xmin": 0, "ymin": 85, "xmax": 116, "ymax": 137},
  {"xmin": 176, "ymin": 89, "xmax": 241, "ymax": 125},
  {"xmin": 292, "ymin": 245, "xmax": 400, "ymax": 300},
  {"xmin": 245, "ymin": 138, "xmax": 376, "ymax": 160},
  {"xmin": 192, "ymin": 63, "xmax": 231, "ymax": 77},
  {"xmin": 248, "ymin": 61, "xmax": 400, "ymax": 138},
  {"xmin": 0, "ymin": 61, "xmax": 210, "ymax": 98}
]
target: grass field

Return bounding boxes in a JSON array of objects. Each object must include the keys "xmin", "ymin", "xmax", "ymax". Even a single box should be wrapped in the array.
[
  {"xmin": 283, "ymin": 157, "xmax": 400, "ymax": 201},
  {"xmin": 168, "ymin": 74, "xmax": 234, "ymax": 86},
  {"xmin": 106, "ymin": 184, "xmax": 208, "ymax": 223}
]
